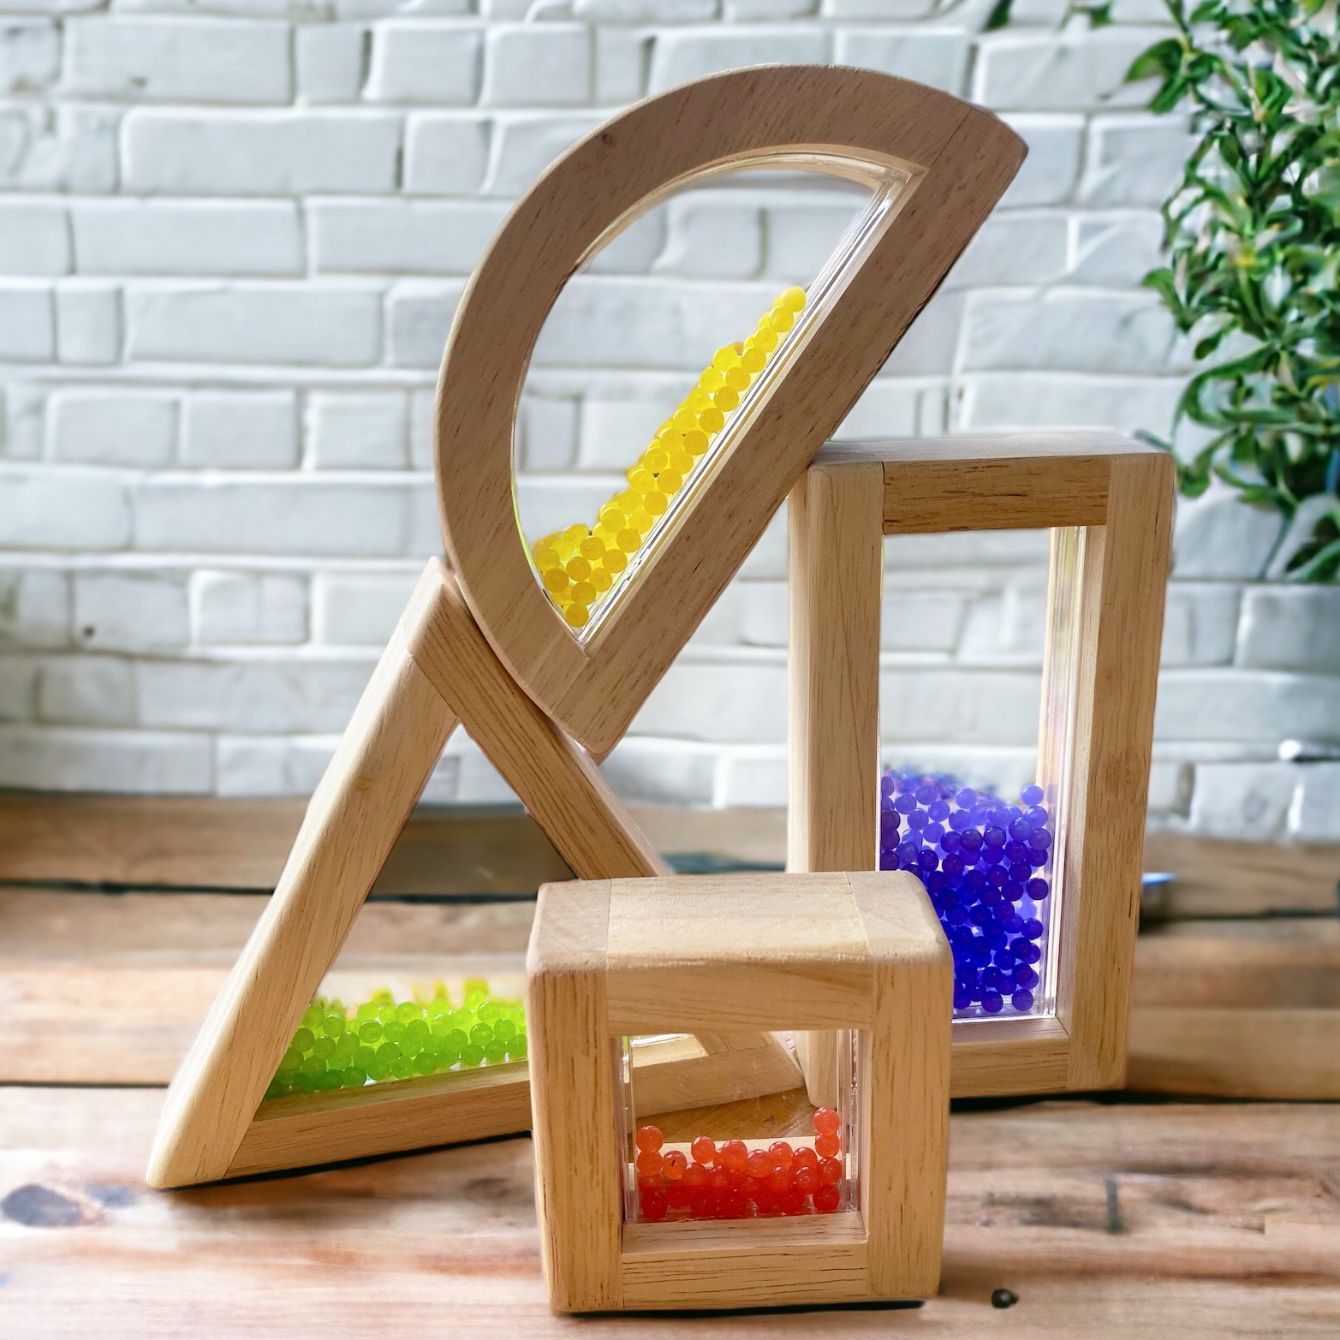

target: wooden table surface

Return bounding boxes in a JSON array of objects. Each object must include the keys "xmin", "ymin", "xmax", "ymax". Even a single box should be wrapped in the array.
[{"xmin": 1, "ymin": 796, "xmax": 1338, "ymax": 1337}]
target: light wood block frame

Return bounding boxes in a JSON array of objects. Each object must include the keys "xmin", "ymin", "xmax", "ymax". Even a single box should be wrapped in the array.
[
  {"xmin": 789, "ymin": 434, "xmax": 1175, "ymax": 1099},
  {"xmin": 147, "ymin": 67, "xmax": 1023, "ymax": 1187},
  {"xmin": 527, "ymin": 872, "xmax": 952, "ymax": 1313}
]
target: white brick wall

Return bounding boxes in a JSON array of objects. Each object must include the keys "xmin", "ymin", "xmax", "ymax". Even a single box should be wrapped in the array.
[{"xmin": 2, "ymin": 2, "xmax": 1337, "ymax": 843}]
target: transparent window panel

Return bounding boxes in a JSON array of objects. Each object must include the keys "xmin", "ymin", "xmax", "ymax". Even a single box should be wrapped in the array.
[
  {"xmin": 619, "ymin": 1030, "xmax": 861, "ymax": 1225},
  {"xmin": 878, "ymin": 527, "xmax": 1086, "ymax": 1023},
  {"xmin": 512, "ymin": 164, "xmax": 909, "ymax": 641}
]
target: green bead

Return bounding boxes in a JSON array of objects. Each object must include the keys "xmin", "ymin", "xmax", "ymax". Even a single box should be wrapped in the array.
[
  {"xmin": 395, "ymin": 1002, "xmax": 418, "ymax": 1023},
  {"xmin": 413, "ymin": 1053, "xmax": 436, "ymax": 1076},
  {"xmin": 312, "ymin": 1036, "xmax": 335, "ymax": 1060},
  {"xmin": 469, "ymin": 1022, "xmax": 492, "ymax": 1046},
  {"xmin": 461, "ymin": 1043, "xmax": 485, "ymax": 1066},
  {"xmin": 291, "ymin": 1027, "xmax": 315, "ymax": 1053},
  {"xmin": 483, "ymin": 1041, "xmax": 507, "ymax": 1064},
  {"xmin": 324, "ymin": 1013, "xmax": 347, "ymax": 1037},
  {"xmin": 510, "ymin": 1032, "xmax": 528, "ymax": 1059},
  {"xmin": 478, "ymin": 1001, "xmax": 501, "ymax": 1023},
  {"xmin": 401, "ymin": 1034, "xmax": 423, "ymax": 1058},
  {"xmin": 384, "ymin": 1021, "xmax": 405, "ymax": 1043},
  {"xmin": 493, "ymin": 1018, "xmax": 516, "ymax": 1043},
  {"xmin": 359, "ymin": 1021, "xmax": 381, "ymax": 1044},
  {"xmin": 405, "ymin": 1019, "xmax": 429, "ymax": 1043},
  {"xmin": 391, "ymin": 1058, "xmax": 413, "ymax": 1081},
  {"xmin": 301, "ymin": 1005, "xmax": 323, "ymax": 1030},
  {"xmin": 376, "ymin": 1041, "xmax": 401, "ymax": 1065}
]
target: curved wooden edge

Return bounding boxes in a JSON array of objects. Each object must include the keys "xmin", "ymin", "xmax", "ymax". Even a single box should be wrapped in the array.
[{"xmin": 436, "ymin": 64, "xmax": 1025, "ymax": 757}]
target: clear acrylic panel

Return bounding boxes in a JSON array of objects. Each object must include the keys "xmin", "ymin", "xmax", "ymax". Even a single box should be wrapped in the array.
[
  {"xmin": 879, "ymin": 527, "xmax": 1086, "ymax": 1023},
  {"xmin": 619, "ymin": 1030, "xmax": 861, "ymax": 1225},
  {"xmin": 512, "ymin": 162, "xmax": 909, "ymax": 641}
]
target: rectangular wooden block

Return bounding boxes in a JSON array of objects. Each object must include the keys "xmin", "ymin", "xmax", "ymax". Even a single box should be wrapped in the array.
[{"xmin": 527, "ymin": 870, "xmax": 952, "ymax": 1313}]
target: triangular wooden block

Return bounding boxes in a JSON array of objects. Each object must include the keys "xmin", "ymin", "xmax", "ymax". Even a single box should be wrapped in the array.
[{"xmin": 148, "ymin": 561, "xmax": 801, "ymax": 1187}]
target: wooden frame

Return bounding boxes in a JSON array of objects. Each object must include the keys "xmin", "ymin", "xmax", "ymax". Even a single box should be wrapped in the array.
[
  {"xmin": 527, "ymin": 872, "xmax": 951, "ymax": 1313},
  {"xmin": 148, "ymin": 68, "xmax": 1023, "ymax": 1187},
  {"xmin": 789, "ymin": 434, "xmax": 1175, "ymax": 1099},
  {"xmin": 438, "ymin": 64, "xmax": 1024, "ymax": 757}
]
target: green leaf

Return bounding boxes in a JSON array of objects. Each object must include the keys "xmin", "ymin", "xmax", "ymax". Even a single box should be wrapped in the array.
[
  {"xmin": 983, "ymin": 0, "xmax": 1014, "ymax": 32},
  {"xmin": 1126, "ymin": 38, "xmax": 1185, "ymax": 84}
]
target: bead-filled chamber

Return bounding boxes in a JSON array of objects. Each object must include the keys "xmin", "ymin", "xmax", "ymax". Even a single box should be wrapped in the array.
[
  {"xmin": 512, "ymin": 160, "xmax": 911, "ymax": 642},
  {"xmin": 619, "ymin": 1030, "xmax": 861, "ymax": 1226},
  {"xmin": 879, "ymin": 527, "xmax": 1087, "ymax": 1023}
]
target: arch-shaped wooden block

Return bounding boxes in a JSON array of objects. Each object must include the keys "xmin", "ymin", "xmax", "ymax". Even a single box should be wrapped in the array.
[{"xmin": 437, "ymin": 64, "xmax": 1025, "ymax": 758}]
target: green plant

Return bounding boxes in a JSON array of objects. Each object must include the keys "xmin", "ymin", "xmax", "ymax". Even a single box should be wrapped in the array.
[{"xmin": 987, "ymin": 0, "xmax": 1340, "ymax": 579}]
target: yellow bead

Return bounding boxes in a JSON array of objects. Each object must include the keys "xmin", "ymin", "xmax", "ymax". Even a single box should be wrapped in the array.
[
  {"xmin": 768, "ymin": 308, "xmax": 795, "ymax": 333},
  {"xmin": 740, "ymin": 346, "xmax": 766, "ymax": 374},
  {"xmin": 779, "ymin": 285, "xmax": 807, "ymax": 313},
  {"xmin": 590, "ymin": 567, "xmax": 612, "ymax": 593},
  {"xmin": 542, "ymin": 568, "xmax": 569, "ymax": 594},
  {"xmin": 712, "ymin": 346, "xmax": 741, "ymax": 370},
  {"xmin": 616, "ymin": 528, "xmax": 640, "ymax": 553},
  {"xmin": 642, "ymin": 490, "xmax": 668, "ymax": 516},
  {"xmin": 683, "ymin": 428, "xmax": 709, "ymax": 455},
  {"xmin": 616, "ymin": 489, "xmax": 640, "ymax": 515},
  {"xmin": 753, "ymin": 327, "xmax": 779, "ymax": 354},
  {"xmin": 603, "ymin": 548, "xmax": 628, "ymax": 574},
  {"xmin": 563, "ymin": 524, "xmax": 589, "ymax": 545},
  {"xmin": 644, "ymin": 445, "xmax": 669, "ymax": 472},
  {"xmin": 685, "ymin": 388, "xmax": 711, "ymax": 412},
  {"xmin": 599, "ymin": 504, "xmax": 626, "ymax": 531},
  {"xmin": 564, "ymin": 604, "xmax": 590, "ymax": 628},
  {"xmin": 629, "ymin": 508, "xmax": 655, "ymax": 533},
  {"xmin": 667, "ymin": 446, "xmax": 694, "ymax": 473},
  {"xmin": 672, "ymin": 407, "xmax": 697, "ymax": 431},
  {"xmin": 534, "ymin": 546, "xmax": 561, "ymax": 571},
  {"xmin": 712, "ymin": 387, "xmax": 740, "ymax": 412},
  {"xmin": 657, "ymin": 469, "xmax": 683, "ymax": 494},
  {"xmin": 657, "ymin": 429, "xmax": 685, "ymax": 455},
  {"xmin": 698, "ymin": 407, "xmax": 725, "ymax": 434},
  {"xmin": 628, "ymin": 466, "xmax": 656, "ymax": 493},
  {"xmin": 570, "ymin": 580, "xmax": 597, "ymax": 605},
  {"xmin": 699, "ymin": 367, "xmax": 725, "ymax": 392},
  {"xmin": 724, "ymin": 366, "xmax": 749, "ymax": 392},
  {"xmin": 580, "ymin": 536, "xmax": 605, "ymax": 562},
  {"xmin": 565, "ymin": 556, "xmax": 591, "ymax": 581}
]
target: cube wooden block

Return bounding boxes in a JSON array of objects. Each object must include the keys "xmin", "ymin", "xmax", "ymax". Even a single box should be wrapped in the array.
[{"xmin": 526, "ymin": 871, "xmax": 952, "ymax": 1313}]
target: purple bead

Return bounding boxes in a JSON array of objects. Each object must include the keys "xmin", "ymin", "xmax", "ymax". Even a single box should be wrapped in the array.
[
  {"xmin": 894, "ymin": 792, "xmax": 916, "ymax": 815},
  {"xmin": 1027, "ymin": 877, "xmax": 1049, "ymax": 900},
  {"xmin": 940, "ymin": 831, "xmax": 962, "ymax": 854},
  {"xmin": 948, "ymin": 809, "xmax": 972, "ymax": 833},
  {"xmin": 983, "ymin": 922, "xmax": 1006, "ymax": 946},
  {"xmin": 981, "ymin": 966, "xmax": 1002, "ymax": 990},
  {"xmin": 1004, "ymin": 840, "xmax": 1029, "ymax": 864},
  {"xmin": 1005, "ymin": 913, "xmax": 1024, "ymax": 934},
  {"xmin": 1014, "ymin": 965, "xmax": 1038, "ymax": 989},
  {"xmin": 1026, "ymin": 805, "xmax": 1049, "ymax": 828},
  {"xmin": 907, "ymin": 809, "xmax": 928, "ymax": 831},
  {"xmin": 914, "ymin": 781, "xmax": 937, "ymax": 805},
  {"xmin": 994, "ymin": 901, "xmax": 1015, "ymax": 924},
  {"xmin": 981, "ymin": 991, "xmax": 1004, "ymax": 1014},
  {"xmin": 922, "ymin": 822, "xmax": 945, "ymax": 843},
  {"xmin": 880, "ymin": 772, "xmax": 896, "ymax": 797},
  {"xmin": 1011, "ymin": 988, "xmax": 1035, "ymax": 1013},
  {"xmin": 917, "ymin": 849, "xmax": 938, "ymax": 873},
  {"xmin": 943, "ymin": 854, "xmax": 964, "ymax": 877},
  {"xmin": 983, "ymin": 826, "xmax": 1005, "ymax": 849},
  {"xmin": 1022, "ymin": 917, "xmax": 1044, "ymax": 940},
  {"xmin": 1021, "ymin": 783, "xmax": 1045, "ymax": 807},
  {"xmin": 1008, "ymin": 816, "xmax": 1031, "ymax": 841},
  {"xmin": 897, "ymin": 840, "xmax": 918, "ymax": 863},
  {"xmin": 1029, "ymin": 828, "xmax": 1053, "ymax": 851},
  {"xmin": 946, "ymin": 905, "xmax": 968, "ymax": 925},
  {"xmin": 955, "ymin": 788, "xmax": 978, "ymax": 810},
  {"xmin": 953, "ymin": 983, "xmax": 971, "ymax": 1010},
  {"xmin": 1009, "ymin": 862, "xmax": 1032, "ymax": 884},
  {"xmin": 987, "ymin": 865, "xmax": 1008, "ymax": 889},
  {"xmin": 970, "ymin": 940, "xmax": 991, "ymax": 965},
  {"xmin": 959, "ymin": 829, "xmax": 983, "ymax": 854},
  {"xmin": 965, "ymin": 869, "xmax": 987, "ymax": 893},
  {"xmin": 928, "ymin": 799, "xmax": 950, "ymax": 822}
]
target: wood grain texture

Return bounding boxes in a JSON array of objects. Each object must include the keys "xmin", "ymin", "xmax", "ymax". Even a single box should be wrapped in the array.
[
  {"xmin": 146, "ymin": 594, "xmax": 461, "ymax": 1189},
  {"xmin": 1058, "ymin": 451, "xmax": 1175, "ymax": 1090},
  {"xmin": 3, "ymin": 1087, "xmax": 1337, "ymax": 1337},
  {"xmin": 436, "ymin": 66, "xmax": 1024, "ymax": 757}
]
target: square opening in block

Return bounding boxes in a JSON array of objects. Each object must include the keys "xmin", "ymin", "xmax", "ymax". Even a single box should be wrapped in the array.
[{"xmin": 619, "ymin": 1030, "xmax": 861, "ymax": 1226}]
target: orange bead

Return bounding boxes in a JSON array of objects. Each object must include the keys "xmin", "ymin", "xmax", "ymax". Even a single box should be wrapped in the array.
[
  {"xmin": 690, "ymin": 1135, "xmax": 716, "ymax": 1166},
  {"xmin": 746, "ymin": 1150, "xmax": 772, "ymax": 1179},
  {"xmin": 662, "ymin": 1150, "xmax": 687, "ymax": 1181},
  {"xmin": 815, "ymin": 1132, "xmax": 841, "ymax": 1158},
  {"xmin": 793, "ymin": 1146, "xmax": 819, "ymax": 1172},
  {"xmin": 813, "ymin": 1106, "xmax": 841, "ymax": 1135},
  {"xmin": 635, "ymin": 1124, "xmax": 664, "ymax": 1153},
  {"xmin": 768, "ymin": 1140, "xmax": 794, "ymax": 1170},
  {"xmin": 635, "ymin": 1148, "xmax": 663, "ymax": 1177},
  {"xmin": 718, "ymin": 1139, "xmax": 748, "ymax": 1173},
  {"xmin": 818, "ymin": 1156, "xmax": 842, "ymax": 1186}
]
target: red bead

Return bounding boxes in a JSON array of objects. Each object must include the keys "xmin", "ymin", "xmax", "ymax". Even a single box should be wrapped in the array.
[
  {"xmin": 793, "ymin": 1146, "xmax": 819, "ymax": 1172},
  {"xmin": 813, "ymin": 1184, "xmax": 841, "ymax": 1214},
  {"xmin": 813, "ymin": 1107, "xmax": 841, "ymax": 1136},
  {"xmin": 752, "ymin": 1184, "xmax": 778, "ymax": 1214},
  {"xmin": 662, "ymin": 1150, "xmax": 687, "ymax": 1181},
  {"xmin": 639, "ymin": 1187, "xmax": 668, "ymax": 1221},
  {"xmin": 636, "ymin": 1124, "xmax": 664, "ymax": 1153},
  {"xmin": 793, "ymin": 1166, "xmax": 819, "ymax": 1196},
  {"xmin": 721, "ymin": 1191, "xmax": 749, "ymax": 1219},
  {"xmin": 690, "ymin": 1135, "xmax": 716, "ymax": 1166},
  {"xmin": 708, "ymin": 1167, "xmax": 731, "ymax": 1193},
  {"xmin": 666, "ymin": 1184, "xmax": 691, "ymax": 1210},
  {"xmin": 767, "ymin": 1166, "xmax": 794, "ymax": 1195},
  {"xmin": 815, "ymin": 1132, "xmax": 841, "ymax": 1158},
  {"xmin": 719, "ymin": 1139, "xmax": 748, "ymax": 1173},
  {"xmin": 689, "ymin": 1190, "xmax": 713, "ymax": 1218},
  {"xmin": 635, "ymin": 1169, "xmax": 659, "ymax": 1191},
  {"xmin": 635, "ymin": 1149, "xmax": 663, "ymax": 1177},
  {"xmin": 745, "ymin": 1150, "xmax": 772, "ymax": 1179},
  {"xmin": 818, "ymin": 1156, "xmax": 842, "ymax": 1186},
  {"xmin": 768, "ymin": 1140, "xmax": 794, "ymax": 1170},
  {"xmin": 779, "ymin": 1190, "xmax": 806, "ymax": 1216},
  {"xmin": 682, "ymin": 1162, "xmax": 707, "ymax": 1190}
]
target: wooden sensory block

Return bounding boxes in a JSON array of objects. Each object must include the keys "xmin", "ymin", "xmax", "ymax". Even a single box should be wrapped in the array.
[
  {"xmin": 527, "ymin": 871, "xmax": 953, "ymax": 1313},
  {"xmin": 788, "ymin": 433, "xmax": 1175, "ymax": 1101}
]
